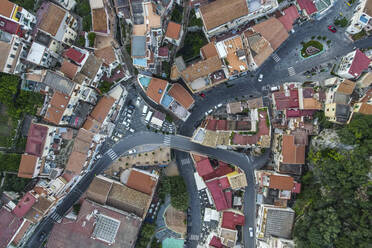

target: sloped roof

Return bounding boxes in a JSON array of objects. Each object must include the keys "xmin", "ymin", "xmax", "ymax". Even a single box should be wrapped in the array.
[
  {"xmin": 60, "ymin": 59, "xmax": 78, "ymax": 79},
  {"xmin": 90, "ymin": 95, "xmax": 116, "ymax": 123},
  {"xmin": 44, "ymin": 91, "xmax": 70, "ymax": 125},
  {"xmin": 63, "ymin": 48, "xmax": 86, "ymax": 64},
  {"xmin": 87, "ymin": 176, "xmax": 113, "ymax": 205},
  {"xmin": 126, "ymin": 169, "xmax": 157, "ymax": 195},
  {"xmin": 278, "ymin": 6, "xmax": 300, "ymax": 31},
  {"xmin": 13, "ymin": 192, "xmax": 37, "ymax": 218},
  {"xmin": 165, "ymin": 21, "xmax": 182, "ymax": 40},
  {"xmin": 196, "ymin": 158, "xmax": 214, "ymax": 177},
  {"xmin": 297, "ymin": 0, "xmax": 317, "ymax": 15},
  {"xmin": 38, "ymin": 2, "xmax": 66, "ymax": 36},
  {"xmin": 282, "ymin": 135, "xmax": 305, "ymax": 164},
  {"xmin": 200, "ymin": 0, "xmax": 248, "ymax": 31},
  {"xmin": 348, "ymin": 49, "xmax": 371, "ymax": 78},
  {"xmin": 25, "ymin": 123, "xmax": 48, "ymax": 157},
  {"xmin": 92, "ymin": 8, "xmax": 108, "ymax": 33},
  {"xmin": 182, "ymin": 56, "xmax": 222, "ymax": 83},
  {"xmin": 0, "ymin": 0, "xmax": 15, "ymax": 18},
  {"xmin": 337, "ymin": 79, "xmax": 355, "ymax": 95},
  {"xmin": 221, "ymin": 211, "xmax": 245, "ymax": 230},
  {"xmin": 0, "ymin": 207, "xmax": 23, "ymax": 248},
  {"xmin": 18, "ymin": 154, "xmax": 38, "ymax": 178},
  {"xmin": 269, "ymin": 175, "xmax": 294, "ymax": 190},
  {"xmin": 146, "ymin": 77, "xmax": 167, "ymax": 104},
  {"xmin": 252, "ymin": 18, "xmax": 289, "ymax": 50},
  {"xmin": 168, "ymin": 83, "xmax": 194, "ymax": 109},
  {"xmin": 201, "ymin": 42, "xmax": 218, "ymax": 59},
  {"xmin": 94, "ymin": 46, "xmax": 117, "ymax": 65}
]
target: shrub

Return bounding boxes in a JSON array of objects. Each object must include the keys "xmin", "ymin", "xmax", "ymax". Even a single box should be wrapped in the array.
[{"xmin": 87, "ymin": 32, "xmax": 96, "ymax": 47}]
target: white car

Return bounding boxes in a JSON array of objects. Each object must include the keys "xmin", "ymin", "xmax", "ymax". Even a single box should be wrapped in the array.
[
  {"xmin": 113, "ymin": 136, "xmax": 119, "ymax": 142},
  {"xmin": 249, "ymin": 227, "xmax": 254, "ymax": 237},
  {"xmin": 129, "ymin": 128, "xmax": 135, "ymax": 133},
  {"xmin": 128, "ymin": 149, "xmax": 136, "ymax": 154},
  {"xmin": 217, "ymin": 103, "xmax": 223, "ymax": 108},
  {"xmin": 117, "ymin": 133, "xmax": 123, "ymax": 138},
  {"xmin": 207, "ymin": 109, "xmax": 213, "ymax": 114},
  {"xmin": 258, "ymin": 74, "xmax": 263, "ymax": 82}
]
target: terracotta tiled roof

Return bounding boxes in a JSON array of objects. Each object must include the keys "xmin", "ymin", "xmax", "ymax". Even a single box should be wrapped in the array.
[
  {"xmin": 44, "ymin": 91, "xmax": 70, "ymax": 125},
  {"xmin": 168, "ymin": 83, "xmax": 194, "ymax": 109},
  {"xmin": 200, "ymin": 0, "xmax": 248, "ymax": 31},
  {"xmin": 0, "ymin": 207, "xmax": 23, "ymax": 248},
  {"xmin": 25, "ymin": 123, "xmax": 48, "ymax": 157},
  {"xmin": 278, "ymin": 6, "xmax": 300, "ymax": 31},
  {"xmin": 349, "ymin": 49, "xmax": 371, "ymax": 78},
  {"xmin": 86, "ymin": 176, "xmax": 113, "ymax": 205},
  {"xmin": 18, "ymin": 154, "xmax": 38, "ymax": 178},
  {"xmin": 107, "ymin": 183, "xmax": 151, "ymax": 218},
  {"xmin": 12, "ymin": 220, "xmax": 32, "ymax": 245},
  {"xmin": 92, "ymin": 8, "xmax": 108, "ymax": 33},
  {"xmin": 65, "ymin": 151, "xmax": 86, "ymax": 175},
  {"xmin": 38, "ymin": 2, "xmax": 66, "ymax": 36},
  {"xmin": 126, "ymin": 169, "xmax": 157, "ymax": 195},
  {"xmin": 0, "ymin": 0, "xmax": 15, "ymax": 18},
  {"xmin": 13, "ymin": 192, "xmax": 37, "ymax": 218},
  {"xmin": 337, "ymin": 79, "xmax": 355, "ymax": 95},
  {"xmin": 181, "ymin": 56, "xmax": 222, "ymax": 83},
  {"xmin": 201, "ymin": 42, "xmax": 218, "ymax": 59},
  {"xmin": 297, "ymin": 0, "xmax": 317, "ymax": 15},
  {"xmin": 165, "ymin": 21, "xmax": 182, "ymax": 40},
  {"xmin": 358, "ymin": 103, "xmax": 372, "ymax": 115},
  {"xmin": 63, "ymin": 48, "xmax": 86, "ymax": 64},
  {"xmin": 282, "ymin": 135, "xmax": 305, "ymax": 164},
  {"xmin": 252, "ymin": 18, "xmax": 289, "ymax": 50},
  {"xmin": 90, "ymin": 95, "xmax": 116, "ymax": 123},
  {"xmin": 303, "ymin": 98, "xmax": 322, "ymax": 110},
  {"xmin": 269, "ymin": 175, "xmax": 294, "ymax": 190},
  {"xmin": 82, "ymin": 116, "xmax": 102, "ymax": 133},
  {"xmin": 94, "ymin": 46, "xmax": 116, "ymax": 65},
  {"xmin": 60, "ymin": 59, "xmax": 78, "ymax": 79},
  {"xmin": 146, "ymin": 77, "xmax": 167, "ymax": 104}
]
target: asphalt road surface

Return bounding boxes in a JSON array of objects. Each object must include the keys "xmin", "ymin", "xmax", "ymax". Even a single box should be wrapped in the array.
[{"xmin": 24, "ymin": 132, "xmax": 266, "ymax": 248}]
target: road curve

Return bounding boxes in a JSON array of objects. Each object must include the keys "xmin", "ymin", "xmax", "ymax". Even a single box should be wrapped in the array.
[{"xmin": 24, "ymin": 132, "xmax": 262, "ymax": 248}]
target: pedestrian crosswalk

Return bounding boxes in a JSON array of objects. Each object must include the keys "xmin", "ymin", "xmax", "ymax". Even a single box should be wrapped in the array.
[
  {"xmin": 181, "ymin": 158, "xmax": 191, "ymax": 165},
  {"xmin": 272, "ymin": 53, "xmax": 280, "ymax": 62},
  {"xmin": 50, "ymin": 212, "xmax": 62, "ymax": 222},
  {"xmin": 190, "ymin": 234, "xmax": 199, "ymax": 241},
  {"xmin": 106, "ymin": 149, "xmax": 118, "ymax": 161},
  {"xmin": 163, "ymin": 135, "xmax": 171, "ymax": 146},
  {"xmin": 288, "ymin": 67, "xmax": 296, "ymax": 76}
]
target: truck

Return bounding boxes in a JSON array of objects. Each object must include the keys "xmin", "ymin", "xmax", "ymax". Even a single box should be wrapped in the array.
[
  {"xmin": 142, "ymin": 105, "xmax": 148, "ymax": 115},
  {"xmin": 145, "ymin": 111, "xmax": 153, "ymax": 123}
]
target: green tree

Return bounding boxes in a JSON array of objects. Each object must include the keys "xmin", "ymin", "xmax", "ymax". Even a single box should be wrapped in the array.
[
  {"xmin": 136, "ymin": 223, "xmax": 156, "ymax": 248},
  {"xmin": 98, "ymin": 81, "xmax": 112, "ymax": 94},
  {"xmin": 0, "ymin": 153, "xmax": 21, "ymax": 172},
  {"xmin": 88, "ymin": 32, "xmax": 96, "ymax": 47}
]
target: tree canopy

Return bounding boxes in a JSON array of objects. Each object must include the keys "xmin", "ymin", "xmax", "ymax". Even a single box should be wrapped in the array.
[
  {"xmin": 294, "ymin": 114, "xmax": 372, "ymax": 248},
  {"xmin": 159, "ymin": 176, "xmax": 189, "ymax": 212}
]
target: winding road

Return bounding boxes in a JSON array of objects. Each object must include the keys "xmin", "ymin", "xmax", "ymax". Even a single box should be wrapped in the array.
[{"xmin": 25, "ymin": 132, "xmax": 267, "ymax": 248}]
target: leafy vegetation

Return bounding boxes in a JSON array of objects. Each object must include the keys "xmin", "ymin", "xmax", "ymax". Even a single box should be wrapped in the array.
[
  {"xmin": 75, "ymin": 0, "xmax": 92, "ymax": 31},
  {"xmin": 351, "ymin": 29, "xmax": 367, "ymax": 41},
  {"xmin": 0, "ymin": 153, "xmax": 21, "ymax": 172},
  {"xmin": 98, "ymin": 81, "xmax": 112, "ymax": 94},
  {"xmin": 170, "ymin": 4, "xmax": 183, "ymax": 23},
  {"xmin": 10, "ymin": 0, "xmax": 35, "ymax": 11},
  {"xmin": 88, "ymin": 32, "xmax": 96, "ymax": 47},
  {"xmin": 162, "ymin": 61, "xmax": 171, "ymax": 78},
  {"xmin": 334, "ymin": 17, "xmax": 349, "ymax": 27},
  {"xmin": 176, "ymin": 31, "xmax": 207, "ymax": 62},
  {"xmin": 188, "ymin": 9, "xmax": 203, "ymax": 27},
  {"xmin": 293, "ymin": 114, "xmax": 372, "ymax": 248},
  {"xmin": 136, "ymin": 223, "xmax": 156, "ymax": 248},
  {"xmin": 76, "ymin": 35, "xmax": 86, "ymax": 47},
  {"xmin": 301, "ymin": 40, "xmax": 323, "ymax": 58},
  {"xmin": 158, "ymin": 176, "xmax": 189, "ymax": 212},
  {"xmin": 2, "ymin": 174, "xmax": 31, "ymax": 193},
  {"xmin": 150, "ymin": 238, "xmax": 162, "ymax": 248},
  {"xmin": 0, "ymin": 73, "xmax": 44, "ymax": 147}
]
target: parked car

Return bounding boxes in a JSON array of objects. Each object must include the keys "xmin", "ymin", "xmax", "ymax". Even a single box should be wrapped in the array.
[
  {"xmin": 199, "ymin": 93, "xmax": 206, "ymax": 98},
  {"xmin": 258, "ymin": 74, "xmax": 263, "ymax": 82},
  {"xmin": 328, "ymin": 25, "xmax": 337, "ymax": 33},
  {"xmin": 207, "ymin": 109, "xmax": 213, "ymax": 114},
  {"xmin": 128, "ymin": 104, "xmax": 135, "ymax": 109},
  {"xmin": 113, "ymin": 136, "xmax": 119, "ymax": 142},
  {"xmin": 249, "ymin": 227, "xmax": 254, "ymax": 237},
  {"xmin": 129, "ymin": 128, "xmax": 135, "ymax": 133},
  {"xmin": 117, "ymin": 133, "xmax": 123, "ymax": 138},
  {"xmin": 270, "ymin": 86, "xmax": 280, "ymax": 92},
  {"xmin": 39, "ymin": 232, "xmax": 46, "ymax": 242},
  {"xmin": 128, "ymin": 149, "xmax": 136, "ymax": 154}
]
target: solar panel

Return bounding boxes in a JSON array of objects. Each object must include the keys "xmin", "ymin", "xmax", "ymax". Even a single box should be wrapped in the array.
[{"xmin": 92, "ymin": 214, "xmax": 121, "ymax": 244}]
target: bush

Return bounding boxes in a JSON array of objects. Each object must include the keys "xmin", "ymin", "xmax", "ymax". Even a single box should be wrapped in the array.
[
  {"xmin": 188, "ymin": 9, "xmax": 203, "ymax": 27},
  {"xmin": 176, "ymin": 31, "xmax": 207, "ymax": 62},
  {"xmin": 351, "ymin": 29, "xmax": 367, "ymax": 41},
  {"xmin": 98, "ymin": 81, "xmax": 112, "ymax": 94},
  {"xmin": 159, "ymin": 176, "xmax": 189, "ymax": 212},
  {"xmin": 334, "ymin": 17, "xmax": 349, "ymax": 27},
  {"xmin": 76, "ymin": 35, "xmax": 85, "ymax": 47},
  {"xmin": 0, "ymin": 153, "xmax": 21, "ymax": 172},
  {"xmin": 301, "ymin": 40, "xmax": 323, "ymax": 58},
  {"xmin": 2, "ymin": 174, "xmax": 30, "ymax": 193},
  {"xmin": 136, "ymin": 223, "xmax": 156, "ymax": 248},
  {"xmin": 88, "ymin": 32, "xmax": 96, "ymax": 47},
  {"xmin": 170, "ymin": 4, "xmax": 183, "ymax": 23}
]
